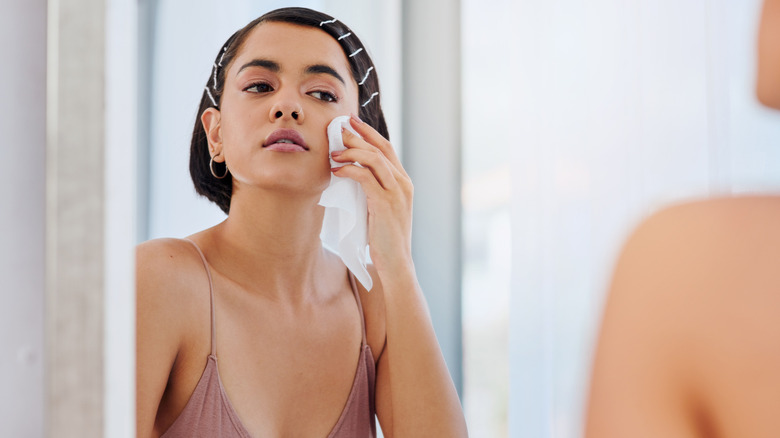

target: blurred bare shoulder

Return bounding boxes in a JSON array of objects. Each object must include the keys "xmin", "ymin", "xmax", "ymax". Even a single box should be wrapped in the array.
[
  {"xmin": 614, "ymin": 196, "xmax": 780, "ymax": 309},
  {"xmin": 587, "ymin": 196, "xmax": 780, "ymax": 438}
]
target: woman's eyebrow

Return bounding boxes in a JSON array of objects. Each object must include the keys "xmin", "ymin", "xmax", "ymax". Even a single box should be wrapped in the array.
[
  {"xmin": 304, "ymin": 64, "xmax": 345, "ymax": 85},
  {"xmin": 237, "ymin": 59, "xmax": 280, "ymax": 75}
]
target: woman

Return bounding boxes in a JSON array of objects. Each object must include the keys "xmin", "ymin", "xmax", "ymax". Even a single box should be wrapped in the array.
[
  {"xmin": 586, "ymin": 0, "xmax": 780, "ymax": 436},
  {"xmin": 136, "ymin": 8, "xmax": 468, "ymax": 437}
]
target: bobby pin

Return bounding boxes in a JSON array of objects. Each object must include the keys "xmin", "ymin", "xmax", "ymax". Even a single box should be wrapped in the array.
[
  {"xmin": 349, "ymin": 48, "xmax": 363, "ymax": 57},
  {"xmin": 358, "ymin": 66, "xmax": 374, "ymax": 86},
  {"xmin": 361, "ymin": 91, "xmax": 379, "ymax": 107},
  {"xmin": 205, "ymin": 87, "xmax": 218, "ymax": 107},
  {"xmin": 319, "ymin": 18, "xmax": 337, "ymax": 26},
  {"xmin": 218, "ymin": 46, "xmax": 227, "ymax": 67}
]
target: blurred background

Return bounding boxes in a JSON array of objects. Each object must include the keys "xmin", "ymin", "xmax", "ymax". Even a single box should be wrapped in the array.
[{"xmin": 3, "ymin": 0, "xmax": 780, "ymax": 437}]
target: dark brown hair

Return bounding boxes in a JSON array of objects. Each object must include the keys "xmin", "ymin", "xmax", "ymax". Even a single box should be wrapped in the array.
[{"xmin": 189, "ymin": 7, "xmax": 388, "ymax": 214}]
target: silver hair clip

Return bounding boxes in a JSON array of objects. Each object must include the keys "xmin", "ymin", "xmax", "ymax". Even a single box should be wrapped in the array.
[
  {"xmin": 205, "ymin": 87, "xmax": 218, "ymax": 107},
  {"xmin": 218, "ymin": 46, "xmax": 227, "ymax": 67},
  {"xmin": 358, "ymin": 66, "xmax": 374, "ymax": 86},
  {"xmin": 362, "ymin": 92, "xmax": 379, "ymax": 107},
  {"xmin": 349, "ymin": 48, "xmax": 363, "ymax": 58},
  {"xmin": 212, "ymin": 45, "xmax": 229, "ymax": 89},
  {"xmin": 338, "ymin": 32, "xmax": 352, "ymax": 41},
  {"xmin": 319, "ymin": 18, "xmax": 337, "ymax": 26},
  {"xmin": 205, "ymin": 44, "xmax": 229, "ymax": 109}
]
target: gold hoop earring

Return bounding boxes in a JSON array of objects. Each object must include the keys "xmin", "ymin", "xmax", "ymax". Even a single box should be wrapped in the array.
[{"xmin": 209, "ymin": 155, "xmax": 228, "ymax": 179}]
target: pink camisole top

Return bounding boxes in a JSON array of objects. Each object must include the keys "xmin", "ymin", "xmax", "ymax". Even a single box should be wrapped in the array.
[{"xmin": 160, "ymin": 239, "xmax": 376, "ymax": 438}]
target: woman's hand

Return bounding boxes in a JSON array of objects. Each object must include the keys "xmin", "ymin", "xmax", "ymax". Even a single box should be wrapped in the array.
[
  {"xmin": 332, "ymin": 115, "xmax": 468, "ymax": 437},
  {"xmin": 330, "ymin": 114, "xmax": 414, "ymax": 276}
]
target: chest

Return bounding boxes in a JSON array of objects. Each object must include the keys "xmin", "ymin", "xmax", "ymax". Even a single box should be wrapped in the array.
[{"xmin": 212, "ymin": 291, "xmax": 365, "ymax": 436}]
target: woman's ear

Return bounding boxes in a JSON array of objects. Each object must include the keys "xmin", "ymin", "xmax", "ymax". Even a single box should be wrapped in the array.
[{"xmin": 201, "ymin": 107, "xmax": 224, "ymax": 161}]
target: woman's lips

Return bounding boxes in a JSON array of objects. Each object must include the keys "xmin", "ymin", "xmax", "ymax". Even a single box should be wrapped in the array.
[
  {"xmin": 264, "ymin": 129, "xmax": 308, "ymax": 152},
  {"xmin": 265, "ymin": 142, "xmax": 307, "ymax": 152}
]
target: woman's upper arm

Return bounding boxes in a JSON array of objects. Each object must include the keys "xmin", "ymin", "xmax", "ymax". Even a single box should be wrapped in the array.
[
  {"xmin": 136, "ymin": 239, "xmax": 187, "ymax": 437},
  {"xmin": 374, "ymin": 346, "xmax": 394, "ymax": 437},
  {"xmin": 356, "ymin": 266, "xmax": 393, "ymax": 436}
]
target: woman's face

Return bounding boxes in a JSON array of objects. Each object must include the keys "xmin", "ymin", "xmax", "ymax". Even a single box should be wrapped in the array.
[
  {"xmin": 206, "ymin": 21, "xmax": 360, "ymax": 196},
  {"xmin": 758, "ymin": 0, "xmax": 780, "ymax": 109}
]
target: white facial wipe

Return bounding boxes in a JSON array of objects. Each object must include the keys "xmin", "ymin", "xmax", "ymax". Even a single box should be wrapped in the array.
[{"xmin": 318, "ymin": 115, "xmax": 373, "ymax": 291}]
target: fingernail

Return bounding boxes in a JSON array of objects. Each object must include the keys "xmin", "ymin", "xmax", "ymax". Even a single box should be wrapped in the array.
[
  {"xmin": 350, "ymin": 113, "xmax": 363, "ymax": 124},
  {"xmin": 331, "ymin": 150, "xmax": 342, "ymax": 157}
]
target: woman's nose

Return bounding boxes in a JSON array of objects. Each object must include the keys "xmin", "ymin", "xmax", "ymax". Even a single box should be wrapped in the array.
[
  {"xmin": 273, "ymin": 109, "xmax": 301, "ymax": 120},
  {"xmin": 269, "ymin": 96, "xmax": 304, "ymax": 123}
]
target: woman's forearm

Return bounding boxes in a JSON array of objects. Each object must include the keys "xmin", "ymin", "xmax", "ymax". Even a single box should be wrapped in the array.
[{"xmin": 380, "ymin": 267, "xmax": 468, "ymax": 437}]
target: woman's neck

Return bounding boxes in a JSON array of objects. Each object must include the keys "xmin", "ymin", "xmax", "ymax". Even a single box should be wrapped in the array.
[{"xmin": 207, "ymin": 187, "xmax": 339, "ymax": 305}]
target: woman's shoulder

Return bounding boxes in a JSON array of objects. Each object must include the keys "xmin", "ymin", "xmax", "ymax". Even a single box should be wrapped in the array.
[
  {"xmin": 629, "ymin": 193, "xmax": 780, "ymax": 314},
  {"xmin": 136, "ymin": 237, "xmax": 213, "ymax": 327},
  {"xmin": 614, "ymin": 195, "xmax": 780, "ymax": 313},
  {"xmin": 642, "ymin": 194, "xmax": 780, "ymax": 231},
  {"xmin": 136, "ymin": 238, "xmax": 214, "ymax": 433},
  {"xmin": 137, "ymin": 236, "xmax": 201, "ymax": 260},
  {"xmin": 137, "ymin": 237, "xmax": 207, "ymax": 286},
  {"xmin": 621, "ymin": 195, "xmax": 780, "ymax": 267},
  {"xmin": 588, "ymin": 196, "xmax": 780, "ymax": 436}
]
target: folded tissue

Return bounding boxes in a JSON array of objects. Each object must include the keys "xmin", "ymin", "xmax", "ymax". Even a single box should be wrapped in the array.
[{"xmin": 318, "ymin": 115, "xmax": 373, "ymax": 291}]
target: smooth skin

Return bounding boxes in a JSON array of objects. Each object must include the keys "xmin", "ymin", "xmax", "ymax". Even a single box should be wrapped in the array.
[
  {"xmin": 585, "ymin": 1, "xmax": 780, "ymax": 437},
  {"xmin": 137, "ymin": 22, "xmax": 467, "ymax": 437}
]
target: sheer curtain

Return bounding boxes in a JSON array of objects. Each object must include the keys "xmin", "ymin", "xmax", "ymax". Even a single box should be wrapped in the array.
[{"xmin": 463, "ymin": 0, "xmax": 780, "ymax": 436}]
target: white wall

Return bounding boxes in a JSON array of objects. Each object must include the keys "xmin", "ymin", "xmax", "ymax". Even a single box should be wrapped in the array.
[{"xmin": 0, "ymin": 1, "xmax": 46, "ymax": 436}]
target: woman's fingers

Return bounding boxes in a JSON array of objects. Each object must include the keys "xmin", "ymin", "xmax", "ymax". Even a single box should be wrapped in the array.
[
  {"xmin": 331, "ymin": 116, "xmax": 415, "ymax": 275},
  {"xmin": 334, "ymin": 116, "xmax": 415, "ymax": 219},
  {"xmin": 331, "ymin": 148, "xmax": 398, "ymax": 190},
  {"xmin": 340, "ymin": 126, "xmax": 412, "ymax": 188},
  {"xmin": 331, "ymin": 163, "xmax": 384, "ymax": 197},
  {"xmin": 346, "ymin": 115, "xmax": 408, "ymax": 177}
]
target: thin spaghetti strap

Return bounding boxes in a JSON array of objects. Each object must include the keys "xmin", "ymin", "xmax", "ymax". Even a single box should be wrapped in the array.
[
  {"xmin": 183, "ymin": 239, "xmax": 217, "ymax": 357},
  {"xmin": 348, "ymin": 272, "xmax": 368, "ymax": 346}
]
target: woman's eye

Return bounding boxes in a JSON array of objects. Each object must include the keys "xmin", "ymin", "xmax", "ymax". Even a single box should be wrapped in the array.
[
  {"xmin": 309, "ymin": 90, "xmax": 338, "ymax": 102},
  {"xmin": 245, "ymin": 82, "xmax": 273, "ymax": 93}
]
